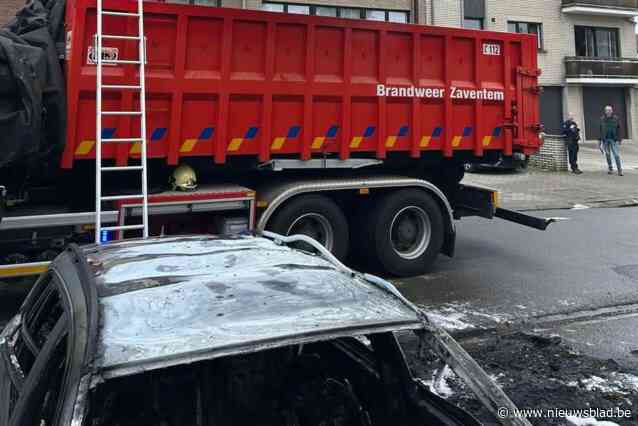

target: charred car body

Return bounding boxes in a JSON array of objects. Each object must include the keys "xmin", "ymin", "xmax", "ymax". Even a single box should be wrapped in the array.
[{"xmin": 0, "ymin": 234, "xmax": 529, "ymax": 425}]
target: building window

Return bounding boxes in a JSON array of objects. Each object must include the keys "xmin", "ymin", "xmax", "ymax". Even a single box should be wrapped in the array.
[
  {"xmin": 339, "ymin": 8, "xmax": 361, "ymax": 19},
  {"xmin": 508, "ymin": 21, "xmax": 543, "ymax": 50},
  {"xmin": 164, "ymin": 0, "xmax": 221, "ymax": 5},
  {"xmin": 463, "ymin": 18, "xmax": 483, "ymax": 30},
  {"xmin": 463, "ymin": 0, "xmax": 484, "ymax": 30},
  {"xmin": 388, "ymin": 11, "xmax": 408, "ymax": 23},
  {"xmin": 575, "ymin": 26, "xmax": 619, "ymax": 57},
  {"xmin": 315, "ymin": 6, "xmax": 337, "ymax": 17},
  {"xmin": 262, "ymin": 2, "xmax": 284, "ymax": 12},
  {"xmin": 287, "ymin": 4, "xmax": 310, "ymax": 14},
  {"xmin": 366, "ymin": 9, "xmax": 386, "ymax": 21},
  {"xmin": 261, "ymin": 2, "xmax": 408, "ymax": 22}
]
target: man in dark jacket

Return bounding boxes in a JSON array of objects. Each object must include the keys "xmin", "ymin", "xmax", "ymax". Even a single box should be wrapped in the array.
[
  {"xmin": 562, "ymin": 113, "xmax": 582, "ymax": 174},
  {"xmin": 600, "ymin": 105, "xmax": 623, "ymax": 176}
]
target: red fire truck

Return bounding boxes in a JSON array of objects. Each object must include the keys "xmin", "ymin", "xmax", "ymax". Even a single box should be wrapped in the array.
[{"xmin": 0, "ymin": 0, "xmax": 550, "ymax": 279}]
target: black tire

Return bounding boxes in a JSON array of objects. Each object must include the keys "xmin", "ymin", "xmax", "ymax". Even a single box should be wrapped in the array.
[
  {"xmin": 364, "ymin": 189, "xmax": 444, "ymax": 277},
  {"xmin": 267, "ymin": 194, "xmax": 349, "ymax": 261}
]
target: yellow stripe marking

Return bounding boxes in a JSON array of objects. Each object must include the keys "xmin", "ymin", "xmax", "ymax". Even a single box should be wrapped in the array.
[
  {"xmin": 271, "ymin": 137, "xmax": 286, "ymax": 150},
  {"xmin": 312, "ymin": 137, "xmax": 325, "ymax": 149},
  {"xmin": 0, "ymin": 262, "xmax": 49, "ymax": 278},
  {"xmin": 228, "ymin": 138, "xmax": 243, "ymax": 152},
  {"xmin": 385, "ymin": 136, "xmax": 398, "ymax": 148},
  {"xmin": 349, "ymin": 136, "xmax": 363, "ymax": 149},
  {"xmin": 180, "ymin": 138, "xmax": 198, "ymax": 153},
  {"xmin": 75, "ymin": 140, "xmax": 95, "ymax": 155},
  {"xmin": 129, "ymin": 142, "xmax": 142, "ymax": 154},
  {"xmin": 420, "ymin": 136, "xmax": 432, "ymax": 148},
  {"xmin": 482, "ymin": 136, "xmax": 492, "ymax": 147},
  {"xmin": 452, "ymin": 136, "xmax": 463, "ymax": 147}
]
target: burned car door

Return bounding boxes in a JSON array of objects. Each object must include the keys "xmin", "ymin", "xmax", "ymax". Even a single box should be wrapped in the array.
[{"xmin": 0, "ymin": 271, "xmax": 70, "ymax": 426}]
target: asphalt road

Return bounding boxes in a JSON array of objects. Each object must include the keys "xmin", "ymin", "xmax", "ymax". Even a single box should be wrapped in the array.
[{"xmin": 394, "ymin": 206, "xmax": 638, "ymax": 368}]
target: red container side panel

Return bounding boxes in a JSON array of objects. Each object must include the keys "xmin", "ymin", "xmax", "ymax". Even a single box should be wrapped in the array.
[{"xmin": 61, "ymin": 0, "xmax": 541, "ymax": 169}]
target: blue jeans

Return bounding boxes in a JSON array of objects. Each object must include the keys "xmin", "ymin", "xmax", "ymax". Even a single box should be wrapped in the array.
[{"xmin": 602, "ymin": 139, "xmax": 622, "ymax": 172}]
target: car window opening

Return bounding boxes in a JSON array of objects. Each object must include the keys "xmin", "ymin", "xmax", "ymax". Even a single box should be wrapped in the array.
[{"xmin": 87, "ymin": 335, "xmax": 437, "ymax": 426}]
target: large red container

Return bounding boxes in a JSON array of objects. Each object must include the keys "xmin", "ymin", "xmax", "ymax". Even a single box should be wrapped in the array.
[{"xmin": 61, "ymin": 0, "xmax": 541, "ymax": 168}]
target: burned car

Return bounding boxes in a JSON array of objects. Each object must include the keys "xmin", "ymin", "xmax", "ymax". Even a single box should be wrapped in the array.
[{"xmin": 0, "ymin": 234, "xmax": 526, "ymax": 426}]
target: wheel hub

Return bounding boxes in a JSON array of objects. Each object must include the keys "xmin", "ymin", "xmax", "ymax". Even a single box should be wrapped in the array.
[
  {"xmin": 390, "ymin": 206, "xmax": 432, "ymax": 260},
  {"xmin": 286, "ymin": 213, "xmax": 334, "ymax": 252}
]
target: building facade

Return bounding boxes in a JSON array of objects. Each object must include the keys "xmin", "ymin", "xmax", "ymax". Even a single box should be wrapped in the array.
[
  {"xmin": 2, "ymin": 0, "xmax": 636, "ymax": 140},
  {"xmin": 424, "ymin": 0, "xmax": 638, "ymax": 141}
]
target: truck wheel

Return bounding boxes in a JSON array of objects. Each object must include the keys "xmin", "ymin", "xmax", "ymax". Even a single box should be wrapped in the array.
[
  {"xmin": 267, "ymin": 194, "xmax": 349, "ymax": 261},
  {"xmin": 366, "ymin": 189, "xmax": 444, "ymax": 277}
]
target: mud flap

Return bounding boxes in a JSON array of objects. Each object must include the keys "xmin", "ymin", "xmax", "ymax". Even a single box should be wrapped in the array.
[
  {"xmin": 417, "ymin": 323, "xmax": 532, "ymax": 426},
  {"xmin": 494, "ymin": 207, "xmax": 557, "ymax": 231}
]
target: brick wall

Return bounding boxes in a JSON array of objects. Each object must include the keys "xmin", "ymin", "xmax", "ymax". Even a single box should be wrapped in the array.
[
  {"xmin": 430, "ymin": 0, "xmax": 461, "ymax": 27},
  {"xmin": 530, "ymin": 135, "xmax": 568, "ymax": 171},
  {"xmin": 485, "ymin": 0, "xmax": 568, "ymax": 86},
  {"xmin": 0, "ymin": 0, "xmax": 23, "ymax": 27}
]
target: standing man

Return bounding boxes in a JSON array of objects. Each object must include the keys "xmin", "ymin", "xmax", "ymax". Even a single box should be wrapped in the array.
[
  {"xmin": 600, "ymin": 105, "xmax": 623, "ymax": 176},
  {"xmin": 562, "ymin": 113, "xmax": 582, "ymax": 174}
]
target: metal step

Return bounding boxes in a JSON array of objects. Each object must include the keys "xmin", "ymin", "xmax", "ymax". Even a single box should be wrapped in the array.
[
  {"xmin": 102, "ymin": 11, "xmax": 140, "ymax": 17},
  {"xmin": 101, "ymin": 111, "xmax": 142, "ymax": 116},
  {"xmin": 102, "ymin": 84, "xmax": 142, "ymax": 90},
  {"xmin": 101, "ymin": 194, "xmax": 144, "ymax": 201},
  {"xmin": 102, "ymin": 59, "xmax": 142, "ymax": 65},
  {"xmin": 102, "ymin": 224, "xmax": 146, "ymax": 232},
  {"xmin": 102, "ymin": 137, "xmax": 144, "ymax": 143},
  {"xmin": 101, "ymin": 166, "xmax": 144, "ymax": 172},
  {"xmin": 102, "ymin": 34, "xmax": 141, "ymax": 40}
]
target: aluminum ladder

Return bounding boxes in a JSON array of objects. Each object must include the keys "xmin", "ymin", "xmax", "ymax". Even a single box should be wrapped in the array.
[{"xmin": 95, "ymin": 0, "xmax": 149, "ymax": 243}]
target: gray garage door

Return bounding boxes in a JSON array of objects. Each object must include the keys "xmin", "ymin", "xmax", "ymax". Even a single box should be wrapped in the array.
[
  {"xmin": 583, "ymin": 87, "xmax": 627, "ymax": 140},
  {"xmin": 540, "ymin": 86, "xmax": 563, "ymax": 135}
]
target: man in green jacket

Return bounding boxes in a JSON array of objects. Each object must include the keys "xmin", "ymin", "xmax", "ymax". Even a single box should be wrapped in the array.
[{"xmin": 600, "ymin": 105, "xmax": 623, "ymax": 176}]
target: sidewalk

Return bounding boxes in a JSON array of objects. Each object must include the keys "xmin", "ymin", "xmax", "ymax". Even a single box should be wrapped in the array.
[{"xmin": 463, "ymin": 141, "xmax": 638, "ymax": 211}]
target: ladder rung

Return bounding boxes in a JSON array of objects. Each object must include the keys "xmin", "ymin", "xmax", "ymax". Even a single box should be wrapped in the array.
[
  {"xmin": 102, "ymin": 138, "xmax": 144, "ymax": 143},
  {"xmin": 101, "ymin": 194, "xmax": 145, "ymax": 201},
  {"xmin": 102, "ymin": 11, "xmax": 140, "ymax": 17},
  {"xmin": 102, "ymin": 59, "xmax": 142, "ymax": 65},
  {"xmin": 102, "ymin": 111, "xmax": 142, "ymax": 116},
  {"xmin": 101, "ymin": 224, "xmax": 146, "ymax": 232},
  {"xmin": 102, "ymin": 84, "xmax": 142, "ymax": 90},
  {"xmin": 101, "ymin": 35, "xmax": 141, "ymax": 40},
  {"xmin": 101, "ymin": 166, "xmax": 144, "ymax": 172}
]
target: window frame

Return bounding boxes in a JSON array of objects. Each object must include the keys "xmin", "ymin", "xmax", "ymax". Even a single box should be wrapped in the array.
[
  {"xmin": 9, "ymin": 316, "xmax": 68, "ymax": 426},
  {"xmin": 261, "ymin": 2, "xmax": 409, "ymax": 23},
  {"xmin": 575, "ymin": 25, "xmax": 620, "ymax": 58},
  {"xmin": 162, "ymin": 0, "xmax": 222, "ymax": 5},
  {"xmin": 4, "ymin": 246, "xmax": 99, "ymax": 426},
  {"xmin": 462, "ymin": 17, "xmax": 484, "ymax": 30},
  {"xmin": 507, "ymin": 21, "xmax": 544, "ymax": 50}
]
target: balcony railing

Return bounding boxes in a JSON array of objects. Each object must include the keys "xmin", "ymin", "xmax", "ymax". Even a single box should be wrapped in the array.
[
  {"xmin": 565, "ymin": 57, "xmax": 638, "ymax": 82},
  {"xmin": 562, "ymin": 0, "xmax": 638, "ymax": 15}
]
